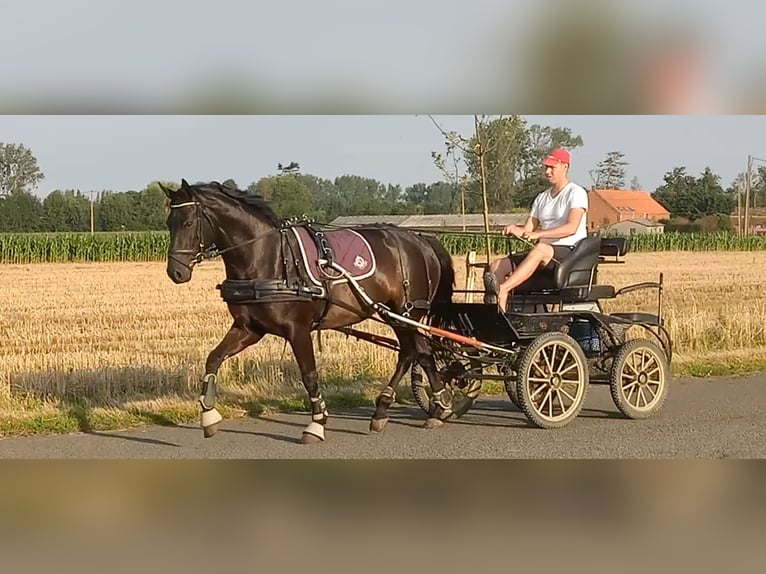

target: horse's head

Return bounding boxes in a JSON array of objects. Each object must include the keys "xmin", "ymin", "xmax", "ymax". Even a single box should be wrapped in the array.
[{"xmin": 162, "ymin": 179, "xmax": 217, "ymax": 284}]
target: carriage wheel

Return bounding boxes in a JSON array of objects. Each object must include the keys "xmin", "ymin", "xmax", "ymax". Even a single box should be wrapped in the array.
[
  {"xmin": 516, "ymin": 332, "xmax": 589, "ymax": 429},
  {"xmin": 609, "ymin": 339, "xmax": 669, "ymax": 419},
  {"xmin": 410, "ymin": 358, "xmax": 483, "ymax": 418}
]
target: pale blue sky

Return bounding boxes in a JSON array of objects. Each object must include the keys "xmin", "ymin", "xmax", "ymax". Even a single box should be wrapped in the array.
[
  {"xmin": 2, "ymin": 1, "xmax": 765, "ymax": 113},
  {"xmin": 1, "ymin": 115, "xmax": 764, "ymax": 197}
]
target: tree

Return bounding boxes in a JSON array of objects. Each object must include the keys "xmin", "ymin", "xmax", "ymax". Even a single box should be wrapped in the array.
[
  {"xmin": 42, "ymin": 190, "xmax": 90, "ymax": 231},
  {"xmin": 251, "ymin": 174, "xmax": 314, "ymax": 220},
  {"xmin": 653, "ymin": 167, "xmax": 735, "ymax": 220},
  {"xmin": 0, "ymin": 190, "xmax": 44, "ymax": 231},
  {"xmin": 594, "ymin": 151, "xmax": 628, "ymax": 189},
  {"xmin": 0, "ymin": 143, "xmax": 45, "ymax": 196},
  {"xmin": 630, "ymin": 176, "xmax": 642, "ymax": 190},
  {"xmin": 136, "ymin": 183, "xmax": 170, "ymax": 230}
]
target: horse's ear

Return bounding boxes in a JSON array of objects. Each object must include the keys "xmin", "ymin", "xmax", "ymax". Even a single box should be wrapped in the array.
[
  {"xmin": 158, "ymin": 182, "xmax": 173, "ymax": 198},
  {"xmin": 181, "ymin": 178, "xmax": 190, "ymax": 190}
]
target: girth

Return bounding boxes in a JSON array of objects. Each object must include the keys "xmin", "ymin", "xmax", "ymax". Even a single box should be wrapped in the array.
[{"xmin": 216, "ymin": 278, "xmax": 325, "ymax": 305}]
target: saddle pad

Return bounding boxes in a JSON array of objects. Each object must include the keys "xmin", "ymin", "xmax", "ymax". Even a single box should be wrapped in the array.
[{"xmin": 291, "ymin": 227, "xmax": 377, "ymax": 286}]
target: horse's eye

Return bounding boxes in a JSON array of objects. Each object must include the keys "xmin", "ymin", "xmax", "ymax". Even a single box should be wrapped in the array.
[{"xmin": 184, "ymin": 220, "xmax": 194, "ymax": 228}]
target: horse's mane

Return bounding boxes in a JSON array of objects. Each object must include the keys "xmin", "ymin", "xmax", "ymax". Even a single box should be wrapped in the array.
[{"xmin": 201, "ymin": 180, "xmax": 284, "ymax": 228}]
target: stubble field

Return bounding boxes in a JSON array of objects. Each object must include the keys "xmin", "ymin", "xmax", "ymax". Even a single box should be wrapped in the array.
[{"xmin": 1, "ymin": 251, "xmax": 765, "ymax": 436}]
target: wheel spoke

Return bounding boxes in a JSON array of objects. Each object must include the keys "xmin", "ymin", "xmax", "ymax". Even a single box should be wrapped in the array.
[
  {"xmin": 558, "ymin": 361, "xmax": 580, "ymax": 377},
  {"xmin": 559, "ymin": 386, "xmax": 577, "ymax": 403},
  {"xmin": 536, "ymin": 388, "xmax": 552, "ymax": 414},
  {"xmin": 530, "ymin": 383, "xmax": 548, "ymax": 401},
  {"xmin": 622, "ymin": 380, "xmax": 640, "ymax": 393},
  {"xmin": 645, "ymin": 365, "xmax": 661, "ymax": 378},
  {"xmin": 642, "ymin": 384, "xmax": 658, "ymax": 403},
  {"xmin": 555, "ymin": 389, "xmax": 570, "ymax": 412},
  {"xmin": 542, "ymin": 346, "xmax": 555, "ymax": 374},
  {"xmin": 625, "ymin": 356, "xmax": 640, "ymax": 376},
  {"xmin": 528, "ymin": 376, "xmax": 551, "ymax": 383},
  {"xmin": 638, "ymin": 387, "xmax": 647, "ymax": 408},
  {"xmin": 531, "ymin": 359, "xmax": 548, "ymax": 379},
  {"xmin": 556, "ymin": 347, "xmax": 571, "ymax": 374}
]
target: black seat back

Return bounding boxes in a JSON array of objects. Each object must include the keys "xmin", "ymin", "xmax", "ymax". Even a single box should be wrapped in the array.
[
  {"xmin": 553, "ymin": 236, "xmax": 601, "ymax": 288},
  {"xmin": 600, "ymin": 237, "xmax": 631, "ymax": 257}
]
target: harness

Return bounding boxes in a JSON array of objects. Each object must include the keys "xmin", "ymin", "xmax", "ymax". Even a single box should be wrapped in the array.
[{"xmin": 168, "ymin": 200, "xmax": 409, "ymax": 329}]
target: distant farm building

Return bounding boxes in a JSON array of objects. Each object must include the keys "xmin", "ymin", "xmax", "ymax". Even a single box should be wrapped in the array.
[
  {"xmin": 330, "ymin": 213, "xmax": 528, "ymax": 232},
  {"xmin": 588, "ymin": 189, "xmax": 669, "ymax": 234}
]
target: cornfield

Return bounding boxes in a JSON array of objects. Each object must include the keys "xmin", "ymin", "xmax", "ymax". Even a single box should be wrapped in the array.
[
  {"xmin": 0, "ymin": 232, "xmax": 169, "ymax": 264},
  {"xmin": 2, "ymin": 230, "xmax": 766, "ymax": 264}
]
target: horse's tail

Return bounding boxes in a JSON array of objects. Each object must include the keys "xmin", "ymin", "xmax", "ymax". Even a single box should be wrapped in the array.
[{"xmin": 420, "ymin": 233, "xmax": 454, "ymax": 305}]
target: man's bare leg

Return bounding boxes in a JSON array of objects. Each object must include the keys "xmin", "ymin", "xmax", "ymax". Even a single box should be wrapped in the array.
[{"xmin": 497, "ymin": 243, "xmax": 555, "ymax": 312}]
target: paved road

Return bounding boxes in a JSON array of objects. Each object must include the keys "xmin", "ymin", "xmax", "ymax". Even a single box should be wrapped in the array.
[{"xmin": 1, "ymin": 373, "xmax": 764, "ymax": 458}]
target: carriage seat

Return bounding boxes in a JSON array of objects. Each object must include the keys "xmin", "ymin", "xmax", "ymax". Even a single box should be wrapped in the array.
[
  {"xmin": 514, "ymin": 235, "xmax": 602, "ymax": 294},
  {"xmin": 599, "ymin": 237, "xmax": 631, "ymax": 263}
]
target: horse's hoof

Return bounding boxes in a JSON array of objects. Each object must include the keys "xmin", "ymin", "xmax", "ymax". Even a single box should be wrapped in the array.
[
  {"xmin": 201, "ymin": 408, "xmax": 222, "ymax": 439},
  {"xmin": 300, "ymin": 432, "xmax": 324, "ymax": 445},
  {"xmin": 202, "ymin": 422, "xmax": 220, "ymax": 438},
  {"xmin": 300, "ymin": 421, "xmax": 325, "ymax": 444},
  {"xmin": 369, "ymin": 417, "xmax": 389, "ymax": 433},
  {"xmin": 423, "ymin": 418, "xmax": 445, "ymax": 430}
]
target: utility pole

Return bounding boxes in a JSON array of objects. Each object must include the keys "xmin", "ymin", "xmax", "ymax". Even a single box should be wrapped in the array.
[
  {"xmin": 90, "ymin": 190, "xmax": 95, "ymax": 234},
  {"xmin": 745, "ymin": 155, "xmax": 752, "ymax": 236},
  {"xmin": 737, "ymin": 181, "xmax": 742, "ymax": 236}
]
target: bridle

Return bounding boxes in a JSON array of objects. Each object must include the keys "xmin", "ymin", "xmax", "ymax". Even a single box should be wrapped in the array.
[
  {"xmin": 167, "ymin": 200, "xmax": 216, "ymax": 272},
  {"xmin": 167, "ymin": 198, "xmax": 286, "ymax": 272}
]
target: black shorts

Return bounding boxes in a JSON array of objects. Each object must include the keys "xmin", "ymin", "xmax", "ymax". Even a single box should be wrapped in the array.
[{"xmin": 508, "ymin": 244, "xmax": 574, "ymax": 271}]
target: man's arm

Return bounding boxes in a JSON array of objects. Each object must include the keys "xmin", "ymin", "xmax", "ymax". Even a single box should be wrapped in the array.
[
  {"xmin": 504, "ymin": 216, "xmax": 537, "ymax": 237},
  {"xmin": 527, "ymin": 208, "xmax": 585, "ymax": 240}
]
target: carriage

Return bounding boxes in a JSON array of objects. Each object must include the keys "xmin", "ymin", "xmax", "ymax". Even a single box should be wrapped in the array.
[
  {"xmin": 163, "ymin": 180, "xmax": 671, "ymax": 441},
  {"xmin": 403, "ymin": 235, "xmax": 671, "ymax": 429},
  {"xmin": 335, "ymin": 233, "xmax": 671, "ymax": 430}
]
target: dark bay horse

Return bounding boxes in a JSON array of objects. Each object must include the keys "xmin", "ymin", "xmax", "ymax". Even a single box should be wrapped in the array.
[{"xmin": 162, "ymin": 179, "xmax": 456, "ymax": 443}]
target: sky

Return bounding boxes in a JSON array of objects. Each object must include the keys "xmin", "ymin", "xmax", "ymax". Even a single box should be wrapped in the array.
[
  {"xmin": 2, "ymin": 1, "xmax": 766, "ymax": 115},
  {"xmin": 1, "ymin": 115, "xmax": 765, "ymax": 198}
]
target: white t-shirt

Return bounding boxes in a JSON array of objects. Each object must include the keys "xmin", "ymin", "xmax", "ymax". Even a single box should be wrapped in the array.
[{"xmin": 530, "ymin": 181, "xmax": 589, "ymax": 247}]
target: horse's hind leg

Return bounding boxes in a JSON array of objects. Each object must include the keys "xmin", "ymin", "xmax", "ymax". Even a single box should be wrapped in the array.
[
  {"xmin": 370, "ymin": 327, "xmax": 417, "ymax": 434},
  {"xmin": 288, "ymin": 330, "xmax": 329, "ymax": 444},
  {"xmin": 200, "ymin": 323, "xmax": 263, "ymax": 438},
  {"xmin": 414, "ymin": 333, "xmax": 453, "ymax": 430}
]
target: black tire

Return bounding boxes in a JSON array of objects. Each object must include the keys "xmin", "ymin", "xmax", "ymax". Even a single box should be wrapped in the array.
[
  {"xmin": 411, "ymin": 361, "xmax": 432, "ymax": 414},
  {"xmin": 516, "ymin": 332, "xmax": 589, "ymax": 429},
  {"xmin": 501, "ymin": 364, "xmax": 521, "ymax": 409},
  {"xmin": 609, "ymin": 339, "xmax": 669, "ymax": 419}
]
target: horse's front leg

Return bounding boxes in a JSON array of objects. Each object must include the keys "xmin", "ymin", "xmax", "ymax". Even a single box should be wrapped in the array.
[
  {"xmin": 288, "ymin": 330, "xmax": 328, "ymax": 444},
  {"xmin": 200, "ymin": 322, "xmax": 263, "ymax": 438}
]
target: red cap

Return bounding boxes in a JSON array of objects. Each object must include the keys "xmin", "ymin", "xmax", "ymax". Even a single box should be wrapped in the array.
[{"xmin": 543, "ymin": 148, "xmax": 571, "ymax": 166}]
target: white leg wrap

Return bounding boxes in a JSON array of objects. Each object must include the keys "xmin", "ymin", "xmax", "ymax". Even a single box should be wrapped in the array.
[
  {"xmin": 303, "ymin": 421, "xmax": 325, "ymax": 441},
  {"xmin": 201, "ymin": 408, "xmax": 222, "ymax": 429}
]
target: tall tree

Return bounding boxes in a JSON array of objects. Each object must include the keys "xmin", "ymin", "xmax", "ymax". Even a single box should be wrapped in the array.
[
  {"xmin": 653, "ymin": 167, "xmax": 735, "ymax": 220},
  {"xmin": 251, "ymin": 174, "xmax": 315, "ymax": 220},
  {"xmin": 594, "ymin": 151, "xmax": 628, "ymax": 189},
  {"xmin": 42, "ymin": 190, "xmax": 90, "ymax": 231},
  {"xmin": 0, "ymin": 190, "xmax": 44, "ymax": 231},
  {"xmin": 0, "ymin": 143, "xmax": 45, "ymax": 196},
  {"xmin": 630, "ymin": 176, "xmax": 642, "ymax": 190},
  {"xmin": 515, "ymin": 124, "xmax": 584, "ymax": 209},
  {"xmin": 463, "ymin": 115, "xmax": 527, "ymax": 213}
]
